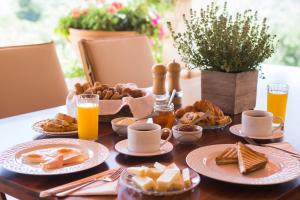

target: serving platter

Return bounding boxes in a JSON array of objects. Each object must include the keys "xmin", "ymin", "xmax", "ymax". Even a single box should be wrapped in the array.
[
  {"xmin": 186, "ymin": 144, "xmax": 300, "ymax": 185},
  {"xmin": 0, "ymin": 138, "xmax": 109, "ymax": 175}
]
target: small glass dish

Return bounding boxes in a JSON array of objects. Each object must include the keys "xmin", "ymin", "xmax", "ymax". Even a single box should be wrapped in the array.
[
  {"xmin": 172, "ymin": 124, "xmax": 203, "ymax": 144},
  {"xmin": 118, "ymin": 163, "xmax": 201, "ymax": 196}
]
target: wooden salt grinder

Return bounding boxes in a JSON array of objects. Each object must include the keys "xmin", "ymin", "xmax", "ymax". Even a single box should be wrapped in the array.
[
  {"xmin": 152, "ymin": 64, "xmax": 167, "ymax": 95},
  {"xmin": 167, "ymin": 60, "xmax": 181, "ymax": 92}
]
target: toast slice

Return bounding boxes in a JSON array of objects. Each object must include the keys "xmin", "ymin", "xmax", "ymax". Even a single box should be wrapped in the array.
[
  {"xmin": 215, "ymin": 147, "xmax": 238, "ymax": 165},
  {"xmin": 237, "ymin": 142, "xmax": 268, "ymax": 175}
]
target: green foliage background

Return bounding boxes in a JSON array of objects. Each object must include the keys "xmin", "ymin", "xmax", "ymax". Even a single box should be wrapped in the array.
[{"xmin": 0, "ymin": 0, "xmax": 299, "ymax": 78}]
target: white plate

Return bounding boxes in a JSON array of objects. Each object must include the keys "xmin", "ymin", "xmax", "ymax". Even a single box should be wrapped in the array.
[
  {"xmin": 119, "ymin": 163, "xmax": 200, "ymax": 196},
  {"xmin": 0, "ymin": 138, "xmax": 109, "ymax": 175},
  {"xmin": 230, "ymin": 124, "xmax": 283, "ymax": 140},
  {"xmin": 115, "ymin": 139, "xmax": 173, "ymax": 157},
  {"xmin": 186, "ymin": 144, "xmax": 300, "ymax": 185},
  {"xmin": 32, "ymin": 120, "xmax": 78, "ymax": 136}
]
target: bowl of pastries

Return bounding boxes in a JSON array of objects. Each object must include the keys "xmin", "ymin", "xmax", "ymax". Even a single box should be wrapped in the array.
[
  {"xmin": 175, "ymin": 100, "xmax": 231, "ymax": 129},
  {"xmin": 74, "ymin": 82, "xmax": 146, "ymax": 100},
  {"xmin": 32, "ymin": 113, "xmax": 77, "ymax": 136},
  {"xmin": 70, "ymin": 82, "xmax": 153, "ymax": 122}
]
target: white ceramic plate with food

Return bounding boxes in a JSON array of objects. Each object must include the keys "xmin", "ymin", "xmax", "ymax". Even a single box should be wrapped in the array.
[
  {"xmin": 0, "ymin": 138, "xmax": 109, "ymax": 175},
  {"xmin": 32, "ymin": 120, "xmax": 78, "ymax": 136},
  {"xmin": 186, "ymin": 144, "xmax": 300, "ymax": 185},
  {"xmin": 229, "ymin": 124, "xmax": 284, "ymax": 140},
  {"xmin": 119, "ymin": 163, "xmax": 200, "ymax": 196},
  {"xmin": 115, "ymin": 139, "xmax": 173, "ymax": 157}
]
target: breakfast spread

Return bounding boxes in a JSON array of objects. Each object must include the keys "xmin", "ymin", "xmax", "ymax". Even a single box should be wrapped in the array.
[
  {"xmin": 216, "ymin": 142, "xmax": 268, "ymax": 175},
  {"xmin": 74, "ymin": 82, "xmax": 145, "ymax": 100},
  {"xmin": 175, "ymin": 100, "xmax": 231, "ymax": 127},
  {"xmin": 39, "ymin": 113, "xmax": 77, "ymax": 132},
  {"xmin": 21, "ymin": 147, "xmax": 87, "ymax": 170},
  {"xmin": 127, "ymin": 162, "xmax": 191, "ymax": 192}
]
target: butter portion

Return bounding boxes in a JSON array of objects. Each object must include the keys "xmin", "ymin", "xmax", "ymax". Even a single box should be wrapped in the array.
[
  {"xmin": 127, "ymin": 166, "xmax": 148, "ymax": 176},
  {"xmin": 154, "ymin": 162, "xmax": 166, "ymax": 171},
  {"xmin": 146, "ymin": 167, "xmax": 164, "ymax": 180},
  {"xmin": 132, "ymin": 176, "xmax": 155, "ymax": 191},
  {"xmin": 167, "ymin": 163, "xmax": 179, "ymax": 170},
  {"xmin": 156, "ymin": 169, "xmax": 180, "ymax": 192},
  {"xmin": 182, "ymin": 168, "xmax": 191, "ymax": 188}
]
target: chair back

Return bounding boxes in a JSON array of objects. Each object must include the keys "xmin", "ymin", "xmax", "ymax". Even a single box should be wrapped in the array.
[
  {"xmin": 0, "ymin": 42, "xmax": 68, "ymax": 118},
  {"xmin": 79, "ymin": 35, "xmax": 154, "ymax": 87}
]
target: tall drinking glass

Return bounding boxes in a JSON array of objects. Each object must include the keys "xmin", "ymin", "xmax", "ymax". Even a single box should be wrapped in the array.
[
  {"xmin": 267, "ymin": 83, "xmax": 289, "ymax": 124},
  {"xmin": 77, "ymin": 94, "xmax": 99, "ymax": 140}
]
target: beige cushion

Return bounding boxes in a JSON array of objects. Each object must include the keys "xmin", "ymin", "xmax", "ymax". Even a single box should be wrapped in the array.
[
  {"xmin": 80, "ymin": 35, "xmax": 154, "ymax": 87},
  {"xmin": 0, "ymin": 42, "xmax": 68, "ymax": 118}
]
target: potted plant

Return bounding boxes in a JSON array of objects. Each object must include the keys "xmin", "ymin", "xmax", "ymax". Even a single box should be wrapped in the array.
[
  {"xmin": 167, "ymin": 2, "xmax": 276, "ymax": 114},
  {"xmin": 55, "ymin": 1, "xmax": 165, "ymax": 62}
]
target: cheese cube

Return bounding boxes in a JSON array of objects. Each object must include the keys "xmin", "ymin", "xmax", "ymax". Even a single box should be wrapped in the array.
[
  {"xmin": 127, "ymin": 166, "xmax": 148, "ymax": 176},
  {"xmin": 167, "ymin": 163, "xmax": 179, "ymax": 170},
  {"xmin": 182, "ymin": 168, "xmax": 191, "ymax": 188},
  {"xmin": 146, "ymin": 167, "xmax": 164, "ymax": 180},
  {"xmin": 172, "ymin": 173, "xmax": 184, "ymax": 190},
  {"xmin": 156, "ymin": 169, "xmax": 181, "ymax": 192},
  {"xmin": 154, "ymin": 162, "xmax": 166, "ymax": 172},
  {"xmin": 132, "ymin": 176, "xmax": 155, "ymax": 191}
]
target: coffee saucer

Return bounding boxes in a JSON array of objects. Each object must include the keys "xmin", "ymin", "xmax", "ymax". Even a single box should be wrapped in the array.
[
  {"xmin": 229, "ymin": 124, "xmax": 284, "ymax": 140},
  {"xmin": 115, "ymin": 139, "xmax": 173, "ymax": 157}
]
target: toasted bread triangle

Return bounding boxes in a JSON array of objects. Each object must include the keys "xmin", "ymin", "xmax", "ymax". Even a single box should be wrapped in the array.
[
  {"xmin": 215, "ymin": 147, "xmax": 238, "ymax": 165},
  {"xmin": 237, "ymin": 142, "xmax": 268, "ymax": 175}
]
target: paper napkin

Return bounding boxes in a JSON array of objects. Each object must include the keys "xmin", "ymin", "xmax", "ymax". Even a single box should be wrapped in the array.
[
  {"xmin": 266, "ymin": 142, "xmax": 300, "ymax": 154},
  {"xmin": 68, "ymin": 180, "xmax": 118, "ymax": 196}
]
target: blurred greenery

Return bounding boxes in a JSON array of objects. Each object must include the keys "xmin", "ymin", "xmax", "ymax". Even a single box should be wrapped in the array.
[{"xmin": 0, "ymin": 0, "xmax": 299, "ymax": 78}]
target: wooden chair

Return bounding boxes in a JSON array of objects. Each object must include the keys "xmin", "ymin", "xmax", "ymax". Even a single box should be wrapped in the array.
[
  {"xmin": 0, "ymin": 42, "xmax": 68, "ymax": 119},
  {"xmin": 78, "ymin": 35, "xmax": 154, "ymax": 87}
]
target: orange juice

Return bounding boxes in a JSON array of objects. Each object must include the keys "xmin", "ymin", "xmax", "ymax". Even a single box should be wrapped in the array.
[
  {"xmin": 267, "ymin": 92, "xmax": 288, "ymax": 123},
  {"xmin": 77, "ymin": 103, "xmax": 99, "ymax": 140}
]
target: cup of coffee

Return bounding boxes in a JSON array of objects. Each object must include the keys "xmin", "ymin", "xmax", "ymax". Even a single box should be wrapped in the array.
[
  {"xmin": 241, "ymin": 110, "xmax": 284, "ymax": 138},
  {"xmin": 127, "ymin": 123, "xmax": 172, "ymax": 153}
]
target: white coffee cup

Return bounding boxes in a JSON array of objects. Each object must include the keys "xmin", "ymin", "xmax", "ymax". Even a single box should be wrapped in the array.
[
  {"xmin": 241, "ymin": 110, "xmax": 284, "ymax": 138},
  {"xmin": 127, "ymin": 123, "xmax": 172, "ymax": 153}
]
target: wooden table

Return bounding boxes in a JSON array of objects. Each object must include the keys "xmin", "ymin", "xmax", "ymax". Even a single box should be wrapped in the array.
[{"xmin": 0, "ymin": 65, "xmax": 300, "ymax": 200}]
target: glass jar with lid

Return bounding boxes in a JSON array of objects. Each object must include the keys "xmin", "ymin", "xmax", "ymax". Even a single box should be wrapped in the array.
[{"xmin": 152, "ymin": 100, "xmax": 175, "ymax": 130}]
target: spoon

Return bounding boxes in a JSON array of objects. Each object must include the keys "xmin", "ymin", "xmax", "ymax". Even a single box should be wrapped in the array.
[{"xmin": 168, "ymin": 89, "xmax": 176, "ymax": 107}]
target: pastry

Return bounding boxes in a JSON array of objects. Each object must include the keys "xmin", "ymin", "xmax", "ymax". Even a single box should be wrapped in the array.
[
  {"xmin": 237, "ymin": 142, "xmax": 268, "ymax": 175},
  {"xmin": 55, "ymin": 113, "xmax": 76, "ymax": 124},
  {"xmin": 74, "ymin": 83, "xmax": 84, "ymax": 95},
  {"xmin": 176, "ymin": 100, "xmax": 231, "ymax": 127}
]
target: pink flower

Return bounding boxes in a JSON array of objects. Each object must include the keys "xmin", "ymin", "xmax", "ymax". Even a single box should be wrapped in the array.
[
  {"xmin": 72, "ymin": 9, "xmax": 81, "ymax": 19},
  {"xmin": 107, "ymin": 5, "xmax": 117, "ymax": 14},
  {"xmin": 159, "ymin": 26, "xmax": 165, "ymax": 39},
  {"xmin": 151, "ymin": 15, "xmax": 160, "ymax": 26},
  {"xmin": 112, "ymin": 2, "xmax": 123, "ymax": 10}
]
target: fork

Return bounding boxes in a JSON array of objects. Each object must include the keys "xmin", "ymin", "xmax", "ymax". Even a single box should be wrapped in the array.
[
  {"xmin": 243, "ymin": 137, "xmax": 300, "ymax": 159},
  {"xmin": 56, "ymin": 167, "xmax": 125, "ymax": 197}
]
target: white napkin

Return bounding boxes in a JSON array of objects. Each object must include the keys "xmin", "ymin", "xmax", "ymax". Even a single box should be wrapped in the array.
[
  {"xmin": 266, "ymin": 142, "xmax": 300, "ymax": 154},
  {"xmin": 66, "ymin": 89, "xmax": 155, "ymax": 119},
  {"xmin": 68, "ymin": 180, "xmax": 118, "ymax": 196}
]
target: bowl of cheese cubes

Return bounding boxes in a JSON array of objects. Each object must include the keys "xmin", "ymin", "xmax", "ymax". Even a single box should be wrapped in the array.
[{"xmin": 119, "ymin": 162, "xmax": 200, "ymax": 196}]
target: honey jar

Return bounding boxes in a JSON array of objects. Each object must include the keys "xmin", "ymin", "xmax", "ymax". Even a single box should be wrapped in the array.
[{"xmin": 152, "ymin": 101, "xmax": 175, "ymax": 130}]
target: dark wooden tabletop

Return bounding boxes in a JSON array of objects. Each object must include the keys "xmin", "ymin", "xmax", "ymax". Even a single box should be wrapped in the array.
[{"xmin": 0, "ymin": 65, "xmax": 300, "ymax": 200}]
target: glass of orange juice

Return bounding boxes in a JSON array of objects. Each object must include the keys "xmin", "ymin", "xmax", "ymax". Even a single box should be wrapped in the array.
[
  {"xmin": 77, "ymin": 94, "xmax": 99, "ymax": 140},
  {"xmin": 267, "ymin": 83, "xmax": 289, "ymax": 124}
]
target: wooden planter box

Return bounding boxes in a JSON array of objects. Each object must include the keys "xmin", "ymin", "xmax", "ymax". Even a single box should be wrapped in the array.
[{"xmin": 201, "ymin": 70, "xmax": 258, "ymax": 114}]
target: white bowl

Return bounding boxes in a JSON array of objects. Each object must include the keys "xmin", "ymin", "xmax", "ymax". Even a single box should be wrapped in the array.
[
  {"xmin": 111, "ymin": 117, "xmax": 135, "ymax": 137},
  {"xmin": 172, "ymin": 124, "xmax": 203, "ymax": 144}
]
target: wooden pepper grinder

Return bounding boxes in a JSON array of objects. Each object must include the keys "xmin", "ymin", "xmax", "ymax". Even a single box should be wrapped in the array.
[
  {"xmin": 152, "ymin": 64, "xmax": 167, "ymax": 98},
  {"xmin": 167, "ymin": 60, "xmax": 182, "ymax": 110}
]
